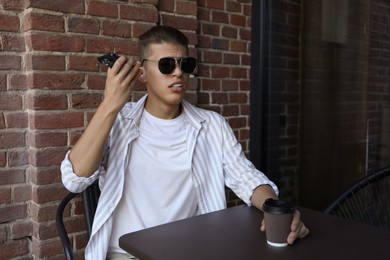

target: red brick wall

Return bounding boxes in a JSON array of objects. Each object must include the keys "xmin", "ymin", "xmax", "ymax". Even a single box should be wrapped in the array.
[
  {"xmin": 0, "ymin": 0, "xmax": 251, "ymax": 258},
  {"xmin": 197, "ymin": 0, "xmax": 252, "ymax": 153}
]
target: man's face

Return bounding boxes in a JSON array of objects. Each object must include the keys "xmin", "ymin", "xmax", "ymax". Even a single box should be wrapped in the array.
[{"xmin": 140, "ymin": 43, "xmax": 191, "ymax": 118}]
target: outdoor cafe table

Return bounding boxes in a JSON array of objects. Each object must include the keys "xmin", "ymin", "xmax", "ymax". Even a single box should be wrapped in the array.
[{"xmin": 119, "ymin": 204, "xmax": 390, "ymax": 260}]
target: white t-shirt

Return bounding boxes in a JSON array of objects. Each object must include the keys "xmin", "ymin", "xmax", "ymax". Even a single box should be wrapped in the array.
[{"xmin": 108, "ymin": 110, "xmax": 198, "ymax": 254}]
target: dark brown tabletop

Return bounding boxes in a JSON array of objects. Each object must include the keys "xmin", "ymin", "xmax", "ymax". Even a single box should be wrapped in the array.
[{"xmin": 119, "ymin": 205, "xmax": 390, "ymax": 260}]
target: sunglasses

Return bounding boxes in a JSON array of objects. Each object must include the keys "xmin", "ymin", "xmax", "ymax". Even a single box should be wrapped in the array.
[{"xmin": 141, "ymin": 57, "xmax": 197, "ymax": 74}]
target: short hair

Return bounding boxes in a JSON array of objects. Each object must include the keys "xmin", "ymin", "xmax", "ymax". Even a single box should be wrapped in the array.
[{"xmin": 138, "ymin": 26, "xmax": 189, "ymax": 60}]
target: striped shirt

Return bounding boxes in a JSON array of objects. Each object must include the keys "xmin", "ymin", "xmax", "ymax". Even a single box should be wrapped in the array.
[{"xmin": 61, "ymin": 95, "xmax": 278, "ymax": 260}]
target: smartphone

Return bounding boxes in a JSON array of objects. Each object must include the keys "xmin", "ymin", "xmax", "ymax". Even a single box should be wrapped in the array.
[{"xmin": 98, "ymin": 53, "xmax": 120, "ymax": 68}]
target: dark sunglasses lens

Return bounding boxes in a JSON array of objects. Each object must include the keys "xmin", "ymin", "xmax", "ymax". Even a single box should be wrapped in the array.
[
  {"xmin": 158, "ymin": 58, "xmax": 176, "ymax": 74},
  {"xmin": 181, "ymin": 58, "xmax": 196, "ymax": 73}
]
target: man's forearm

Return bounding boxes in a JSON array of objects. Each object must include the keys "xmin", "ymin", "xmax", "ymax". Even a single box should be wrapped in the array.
[{"xmin": 69, "ymin": 101, "xmax": 118, "ymax": 177}]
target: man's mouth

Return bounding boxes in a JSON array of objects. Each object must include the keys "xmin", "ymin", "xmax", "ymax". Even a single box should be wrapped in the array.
[{"xmin": 170, "ymin": 83, "xmax": 183, "ymax": 89}]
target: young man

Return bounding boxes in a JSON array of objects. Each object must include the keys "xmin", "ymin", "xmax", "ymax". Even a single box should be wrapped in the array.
[{"xmin": 61, "ymin": 26, "xmax": 309, "ymax": 260}]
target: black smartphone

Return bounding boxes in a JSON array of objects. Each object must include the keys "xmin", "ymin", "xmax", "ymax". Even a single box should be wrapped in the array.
[{"xmin": 98, "ymin": 53, "xmax": 120, "ymax": 68}]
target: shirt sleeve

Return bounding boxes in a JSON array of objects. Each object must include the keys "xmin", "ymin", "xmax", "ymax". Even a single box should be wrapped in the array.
[
  {"xmin": 60, "ymin": 151, "xmax": 102, "ymax": 193},
  {"xmin": 221, "ymin": 118, "xmax": 279, "ymax": 205}
]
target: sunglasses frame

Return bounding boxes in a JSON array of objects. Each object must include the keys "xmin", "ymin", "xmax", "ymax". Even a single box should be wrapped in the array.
[{"xmin": 141, "ymin": 57, "xmax": 197, "ymax": 74}]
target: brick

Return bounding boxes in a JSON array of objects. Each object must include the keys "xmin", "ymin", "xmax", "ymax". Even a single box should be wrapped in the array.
[
  {"xmin": 200, "ymin": 79, "xmax": 220, "ymax": 92},
  {"xmin": 230, "ymin": 92, "xmax": 248, "ymax": 103},
  {"xmin": 231, "ymin": 67, "xmax": 248, "ymax": 78},
  {"xmin": 29, "ymin": 147, "xmax": 68, "ymax": 167},
  {"xmin": 0, "ymin": 131, "xmax": 26, "ymax": 149},
  {"xmin": 22, "ymin": 11, "xmax": 65, "ymax": 32},
  {"xmin": 5, "ymin": 112, "xmax": 28, "ymax": 128},
  {"xmin": 228, "ymin": 116, "xmax": 247, "ymax": 129},
  {"xmin": 132, "ymin": 23, "xmax": 155, "ymax": 38},
  {"xmin": 1, "ymin": 33, "xmax": 26, "ymax": 51},
  {"xmin": 71, "ymin": 93, "xmax": 102, "ymax": 109},
  {"xmin": 74, "ymin": 232, "xmax": 88, "ymax": 251},
  {"xmin": 85, "ymin": 37, "xmax": 114, "ymax": 53},
  {"xmin": 0, "ymin": 238, "xmax": 29, "ymax": 259},
  {"xmin": 25, "ymin": 54, "xmax": 66, "ymax": 71},
  {"xmin": 204, "ymin": 0, "xmax": 225, "ymax": 10},
  {"xmin": 113, "ymin": 38, "xmax": 138, "ymax": 55},
  {"xmin": 11, "ymin": 220, "xmax": 32, "ymax": 240},
  {"xmin": 0, "ymin": 187, "xmax": 11, "ymax": 204},
  {"xmin": 231, "ymin": 40, "xmax": 247, "ymax": 52},
  {"xmin": 0, "ymin": 115, "xmax": 4, "ymax": 130},
  {"xmin": 231, "ymin": 14, "xmax": 247, "ymax": 27},
  {"xmin": 0, "ymin": 169, "xmax": 26, "ymax": 185},
  {"xmin": 212, "ymin": 10, "xmax": 229, "ymax": 23},
  {"xmin": 0, "ymin": 204, "xmax": 27, "ymax": 223},
  {"xmin": 30, "ymin": 73, "xmax": 85, "ymax": 90},
  {"xmin": 69, "ymin": 55, "xmax": 99, "ymax": 72},
  {"xmin": 58, "ymin": 215, "xmax": 85, "ymax": 236},
  {"xmin": 0, "ymin": 55, "xmax": 21, "ymax": 70},
  {"xmin": 8, "ymin": 149, "xmax": 29, "ymax": 167},
  {"xmin": 87, "ymin": 74, "xmax": 106, "ymax": 90},
  {"xmin": 198, "ymin": 92, "xmax": 210, "ymax": 104},
  {"xmin": 223, "ymin": 53, "xmax": 239, "ymax": 65},
  {"xmin": 27, "ymin": 93, "xmax": 68, "ymax": 110},
  {"xmin": 32, "ymin": 183, "xmax": 69, "ymax": 204},
  {"xmin": 221, "ymin": 79, "xmax": 239, "ymax": 91},
  {"xmin": 26, "ymin": 33, "xmax": 85, "ymax": 52},
  {"xmin": 87, "ymin": 1, "xmax": 118, "ymax": 18},
  {"xmin": 35, "ymin": 219, "xmax": 59, "ymax": 240},
  {"xmin": 28, "ymin": 131, "xmax": 68, "ymax": 148},
  {"xmin": 9, "ymin": 74, "xmax": 28, "ymax": 90},
  {"xmin": 226, "ymin": 1, "xmax": 242, "ymax": 13},
  {"xmin": 0, "ymin": 13, "xmax": 20, "ymax": 32},
  {"xmin": 211, "ymin": 38, "xmax": 229, "ymax": 50},
  {"xmin": 158, "ymin": 1, "xmax": 174, "ymax": 12},
  {"xmin": 120, "ymin": 5, "xmax": 158, "ymax": 23},
  {"xmin": 68, "ymin": 16, "xmax": 100, "ymax": 34},
  {"xmin": 211, "ymin": 92, "xmax": 228, "ymax": 104},
  {"xmin": 29, "ymin": 111, "xmax": 84, "ymax": 129},
  {"xmin": 0, "ymin": 93, "xmax": 23, "ymax": 110},
  {"xmin": 0, "ymin": 226, "xmax": 6, "ymax": 243},
  {"xmin": 241, "ymin": 54, "xmax": 250, "ymax": 66},
  {"xmin": 34, "ymin": 238, "xmax": 66, "ymax": 258},
  {"xmin": 28, "ymin": 167, "xmax": 62, "ymax": 185},
  {"xmin": 222, "ymin": 26, "xmax": 238, "ymax": 38},
  {"xmin": 102, "ymin": 20, "xmax": 132, "ymax": 38},
  {"xmin": 176, "ymin": 1, "xmax": 198, "ymax": 16},
  {"xmin": 27, "ymin": 0, "xmax": 85, "ymax": 14},
  {"xmin": 202, "ymin": 50, "xmax": 222, "ymax": 63},
  {"xmin": 243, "ymin": 3, "xmax": 251, "ymax": 16},
  {"xmin": 211, "ymin": 66, "xmax": 230, "ymax": 78},
  {"xmin": 2, "ymin": 0, "xmax": 25, "ymax": 10},
  {"xmin": 161, "ymin": 14, "xmax": 198, "ymax": 31},
  {"xmin": 239, "ymin": 128, "xmax": 250, "ymax": 140},
  {"xmin": 198, "ymin": 35, "xmax": 212, "ymax": 48},
  {"xmin": 239, "ymin": 28, "xmax": 251, "ymax": 41},
  {"xmin": 13, "ymin": 184, "xmax": 32, "ymax": 202},
  {"xmin": 0, "ymin": 73, "xmax": 6, "ymax": 90},
  {"xmin": 198, "ymin": 7, "xmax": 211, "ymax": 21},
  {"xmin": 30, "ymin": 202, "xmax": 59, "ymax": 222}
]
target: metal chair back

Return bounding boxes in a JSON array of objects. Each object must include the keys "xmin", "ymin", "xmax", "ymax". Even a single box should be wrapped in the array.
[
  {"xmin": 56, "ymin": 181, "xmax": 100, "ymax": 260},
  {"xmin": 324, "ymin": 166, "xmax": 390, "ymax": 229}
]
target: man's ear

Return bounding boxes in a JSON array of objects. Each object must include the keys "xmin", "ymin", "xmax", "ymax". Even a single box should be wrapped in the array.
[{"xmin": 138, "ymin": 68, "xmax": 146, "ymax": 83}]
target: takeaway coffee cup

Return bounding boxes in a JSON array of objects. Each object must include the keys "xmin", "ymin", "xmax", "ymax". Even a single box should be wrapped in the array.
[{"xmin": 262, "ymin": 198, "xmax": 295, "ymax": 247}]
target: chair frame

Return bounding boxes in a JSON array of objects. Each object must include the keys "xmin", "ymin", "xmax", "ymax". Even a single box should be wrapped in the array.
[
  {"xmin": 56, "ymin": 181, "xmax": 100, "ymax": 260},
  {"xmin": 324, "ymin": 166, "xmax": 390, "ymax": 228}
]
